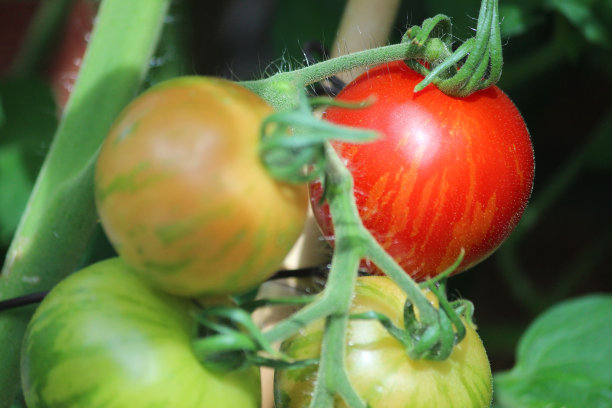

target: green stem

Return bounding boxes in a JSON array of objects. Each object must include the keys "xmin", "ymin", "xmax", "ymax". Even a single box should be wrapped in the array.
[
  {"xmin": 263, "ymin": 142, "xmax": 442, "ymax": 403},
  {"xmin": 244, "ymin": 42, "xmax": 408, "ymax": 87},
  {"xmin": 263, "ymin": 291, "xmax": 334, "ymax": 344},
  {"xmin": 547, "ymin": 226, "xmax": 612, "ymax": 303},
  {"xmin": 242, "ymin": 41, "xmax": 450, "ymax": 110},
  {"xmin": 0, "ymin": 1, "xmax": 171, "ymax": 405},
  {"xmin": 308, "ymin": 144, "xmax": 365, "ymax": 407},
  {"xmin": 193, "ymin": 333, "xmax": 258, "ymax": 357},
  {"xmin": 496, "ymin": 107, "xmax": 612, "ymax": 313},
  {"xmin": 364, "ymin": 234, "xmax": 438, "ymax": 325},
  {"xmin": 313, "ymin": 313, "xmax": 366, "ymax": 408}
]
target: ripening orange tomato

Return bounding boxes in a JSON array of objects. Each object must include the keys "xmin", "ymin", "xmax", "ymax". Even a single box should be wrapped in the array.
[{"xmin": 95, "ymin": 77, "xmax": 308, "ymax": 297}]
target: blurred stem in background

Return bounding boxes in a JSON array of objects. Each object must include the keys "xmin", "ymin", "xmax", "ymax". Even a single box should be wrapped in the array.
[
  {"xmin": 329, "ymin": 0, "xmax": 401, "ymax": 82},
  {"xmin": 497, "ymin": 108, "xmax": 612, "ymax": 314}
]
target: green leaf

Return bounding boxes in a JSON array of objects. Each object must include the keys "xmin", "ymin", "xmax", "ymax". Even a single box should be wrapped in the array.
[
  {"xmin": 494, "ymin": 294, "xmax": 612, "ymax": 408},
  {"xmin": 499, "ymin": 3, "xmax": 542, "ymax": 37},
  {"xmin": 546, "ymin": 0, "xmax": 611, "ymax": 47},
  {"xmin": 0, "ymin": 78, "xmax": 56, "ymax": 245}
]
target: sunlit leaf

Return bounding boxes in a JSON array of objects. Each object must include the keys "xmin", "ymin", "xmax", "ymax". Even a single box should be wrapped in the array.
[
  {"xmin": 494, "ymin": 294, "xmax": 612, "ymax": 408},
  {"xmin": 546, "ymin": 0, "xmax": 611, "ymax": 47}
]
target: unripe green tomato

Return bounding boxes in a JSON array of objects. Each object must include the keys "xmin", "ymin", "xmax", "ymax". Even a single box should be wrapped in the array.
[
  {"xmin": 94, "ymin": 77, "xmax": 308, "ymax": 297},
  {"xmin": 21, "ymin": 258, "xmax": 261, "ymax": 408},
  {"xmin": 275, "ymin": 276, "xmax": 493, "ymax": 408}
]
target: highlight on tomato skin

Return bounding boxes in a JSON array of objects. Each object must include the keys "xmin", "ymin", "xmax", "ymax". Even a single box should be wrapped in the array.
[
  {"xmin": 309, "ymin": 60, "xmax": 535, "ymax": 281},
  {"xmin": 94, "ymin": 77, "xmax": 309, "ymax": 297}
]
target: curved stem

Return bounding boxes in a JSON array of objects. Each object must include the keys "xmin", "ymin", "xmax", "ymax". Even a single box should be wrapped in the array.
[
  {"xmin": 308, "ymin": 144, "xmax": 365, "ymax": 407},
  {"xmin": 244, "ymin": 42, "xmax": 410, "ymax": 88},
  {"xmin": 496, "ymin": 107, "xmax": 612, "ymax": 313},
  {"xmin": 263, "ymin": 291, "xmax": 334, "ymax": 344},
  {"xmin": 313, "ymin": 313, "xmax": 366, "ymax": 408},
  {"xmin": 264, "ymin": 142, "xmax": 444, "ymax": 403},
  {"xmin": 193, "ymin": 333, "xmax": 258, "ymax": 358},
  {"xmin": 242, "ymin": 40, "xmax": 451, "ymax": 110},
  {"xmin": 363, "ymin": 233, "xmax": 438, "ymax": 325}
]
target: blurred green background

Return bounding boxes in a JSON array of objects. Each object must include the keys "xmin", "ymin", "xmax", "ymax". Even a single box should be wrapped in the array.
[{"xmin": 1, "ymin": 0, "xmax": 611, "ymax": 378}]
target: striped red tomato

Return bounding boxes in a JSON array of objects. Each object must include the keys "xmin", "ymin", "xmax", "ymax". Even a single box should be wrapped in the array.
[
  {"xmin": 94, "ymin": 77, "xmax": 308, "ymax": 297},
  {"xmin": 310, "ymin": 61, "xmax": 534, "ymax": 280},
  {"xmin": 275, "ymin": 276, "xmax": 493, "ymax": 408}
]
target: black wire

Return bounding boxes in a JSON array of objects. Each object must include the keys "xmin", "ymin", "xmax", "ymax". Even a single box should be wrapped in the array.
[
  {"xmin": 0, "ymin": 267, "xmax": 330, "ymax": 312},
  {"xmin": 269, "ymin": 264, "xmax": 330, "ymax": 280},
  {"xmin": 0, "ymin": 291, "xmax": 48, "ymax": 311},
  {"xmin": 0, "ymin": 266, "xmax": 372, "ymax": 312}
]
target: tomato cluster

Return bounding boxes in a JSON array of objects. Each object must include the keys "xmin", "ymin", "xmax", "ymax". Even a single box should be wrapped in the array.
[{"xmin": 19, "ymin": 60, "xmax": 530, "ymax": 407}]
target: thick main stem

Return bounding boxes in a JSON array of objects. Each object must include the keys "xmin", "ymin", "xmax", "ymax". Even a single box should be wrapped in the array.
[
  {"xmin": 324, "ymin": 145, "xmax": 439, "ymax": 326},
  {"xmin": 308, "ymin": 144, "xmax": 365, "ymax": 407},
  {"xmin": 0, "ymin": 1, "xmax": 171, "ymax": 405},
  {"xmin": 244, "ymin": 42, "xmax": 410, "ymax": 90}
]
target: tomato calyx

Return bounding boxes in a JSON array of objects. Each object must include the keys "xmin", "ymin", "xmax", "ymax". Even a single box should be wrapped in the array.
[
  {"xmin": 192, "ymin": 303, "xmax": 318, "ymax": 373},
  {"xmin": 243, "ymin": 0, "xmax": 503, "ymax": 115},
  {"xmin": 350, "ymin": 251, "xmax": 476, "ymax": 361},
  {"xmin": 259, "ymin": 90, "xmax": 377, "ymax": 184},
  {"xmin": 403, "ymin": 0, "xmax": 503, "ymax": 96}
]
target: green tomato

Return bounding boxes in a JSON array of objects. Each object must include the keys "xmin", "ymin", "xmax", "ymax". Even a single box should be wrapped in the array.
[
  {"xmin": 21, "ymin": 258, "xmax": 261, "ymax": 408},
  {"xmin": 274, "ymin": 276, "xmax": 493, "ymax": 408}
]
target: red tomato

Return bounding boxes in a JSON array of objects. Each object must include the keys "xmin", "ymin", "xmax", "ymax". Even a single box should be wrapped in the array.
[
  {"xmin": 0, "ymin": 0, "xmax": 96, "ymax": 110},
  {"xmin": 46, "ymin": 0, "xmax": 97, "ymax": 110},
  {"xmin": 310, "ymin": 61, "xmax": 534, "ymax": 280},
  {"xmin": 0, "ymin": 2, "xmax": 38, "ymax": 75}
]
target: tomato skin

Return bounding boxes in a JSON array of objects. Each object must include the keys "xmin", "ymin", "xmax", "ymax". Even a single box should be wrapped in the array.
[
  {"xmin": 310, "ymin": 61, "xmax": 534, "ymax": 280},
  {"xmin": 21, "ymin": 258, "xmax": 261, "ymax": 408},
  {"xmin": 95, "ymin": 77, "xmax": 308, "ymax": 296},
  {"xmin": 46, "ymin": 0, "xmax": 97, "ymax": 110},
  {"xmin": 0, "ymin": 0, "xmax": 96, "ymax": 110},
  {"xmin": 274, "ymin": 276, "xmax": 493, "ymax": 408}
]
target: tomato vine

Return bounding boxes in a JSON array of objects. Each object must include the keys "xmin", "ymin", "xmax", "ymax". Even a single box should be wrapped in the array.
[
  {"xmin": 242, "ymin": 0, "xmax": 502, "ymax": 109},
  {"xmin": 1, "ymin": 0, "xmax": 511, "ymax": 406},
  {"xmin": 238, "ymin": 0, "xmax": 506, "ymax": 404}
]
